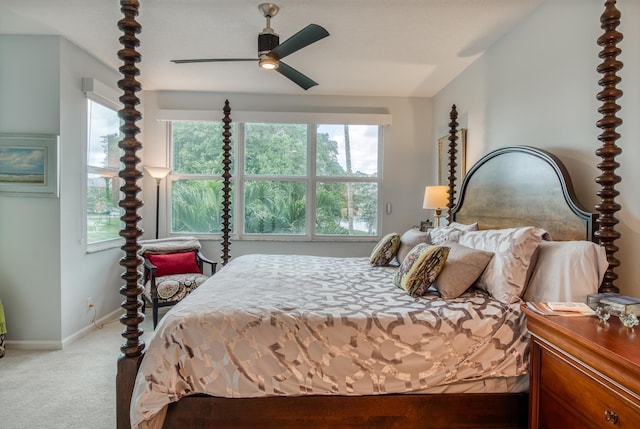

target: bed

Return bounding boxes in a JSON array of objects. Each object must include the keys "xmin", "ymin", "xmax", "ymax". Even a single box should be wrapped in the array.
[{"xmin": 114, "ymin": 1, "xmax": 625, "ymax": 428}]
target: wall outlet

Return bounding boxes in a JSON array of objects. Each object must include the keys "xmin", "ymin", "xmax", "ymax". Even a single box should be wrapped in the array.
[{"xmin": 87, "ymin": 297, "xmax": 94, "ymax": 309}]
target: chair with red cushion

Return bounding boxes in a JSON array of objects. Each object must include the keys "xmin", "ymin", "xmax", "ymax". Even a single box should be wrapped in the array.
[{"xmin": 139, "ymin": 237, "xmax": 217, "ymax": 328}]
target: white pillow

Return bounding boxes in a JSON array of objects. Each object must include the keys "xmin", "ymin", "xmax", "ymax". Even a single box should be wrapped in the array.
[
  {"xmin": 523, "ymin": 241, "xmax": 608, "ymax": 302},
  {"xmin": 396, "ymin": 228, "xmax": 432, "ymax": 264},
  {"xmin": 448, "ymin": 221, "xmax": 479, "ymax": 231},
  {"xmin": 430, "ymin": 222, "xmax": 478, "ymax": 245},
  {"xmin": 457, "ymin": 227, "xmax": 546, "ymax": 304},
  {"xmin": 430, "ymin": 226, "xmax": 463, "ymax": 245}
]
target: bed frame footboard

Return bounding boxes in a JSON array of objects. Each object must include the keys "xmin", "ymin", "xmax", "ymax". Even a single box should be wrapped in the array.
[{"xmin": 163, "ymin": 393, "xmax": 528, "ymax": 429}]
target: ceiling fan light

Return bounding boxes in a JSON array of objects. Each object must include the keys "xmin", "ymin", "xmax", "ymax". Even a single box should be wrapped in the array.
[{"xmin": 259, "ymin": 55, "xmax": 278, "ymax": 70}]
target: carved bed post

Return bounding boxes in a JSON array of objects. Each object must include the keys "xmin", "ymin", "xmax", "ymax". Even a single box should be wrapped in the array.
[
  {"xmin": 221, "ymin": 100, "xmax": 232, "ymax": 266},
  {"xmin": 594, "ymin": 0, "xmax": 623, "ymax": 293},
  {"xmin": 116, "ymin": 1, "xmax": 144, "ymax": 428},
  {"xmin": 446, "ymin": 104, "xmax": 459, "ymax": 221}
]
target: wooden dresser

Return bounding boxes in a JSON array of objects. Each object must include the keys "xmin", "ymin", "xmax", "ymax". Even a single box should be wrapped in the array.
[{"xmin": 523, "ymin": 306, "xmax": 640, "ymax": 428}]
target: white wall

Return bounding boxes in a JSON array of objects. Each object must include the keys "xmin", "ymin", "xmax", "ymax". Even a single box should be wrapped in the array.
[
  {"xmin": 433, "ymin": 0, "xmax": 640, "ymax": 296},
  {"xmin": 141, "ymin": 91, "xmax": 434, "ymax": 260},
  {"xmin": 58, "ymin": 38, "xmax": 124, "ymax": 342},
  {"xmin": 0, "ymin": 35, "xmax": 62, "ymax": 347},
  {"xmin": 0, "ymin": 35, "xmax": 125, "ymax": 347}
]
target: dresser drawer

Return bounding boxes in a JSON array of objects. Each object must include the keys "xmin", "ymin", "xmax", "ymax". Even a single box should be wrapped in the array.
[{"xmin": 539, "ymin": 345, "xmax": 640, "ymax": 429}]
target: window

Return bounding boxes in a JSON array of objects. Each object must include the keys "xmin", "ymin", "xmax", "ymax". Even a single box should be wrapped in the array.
[
  {"xmin": 86, "ymin": 99, "xmax": 123, "ymax": 246},
  {"xmin": 168, "ymin": 120, "xmax": 381, "ymax": 239},
  {"xmin": 171, "ymin": 121, "xmax": 231, "ymax": 234},
  {"xmin": 315, "ymin": 124, "xmax": 379, "ymax": 236}
]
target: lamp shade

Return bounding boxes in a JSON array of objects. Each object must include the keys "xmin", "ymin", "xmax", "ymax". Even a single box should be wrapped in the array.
[
  {"xmin": 422, "ymin": 185, "xmax": 449, "ymax": 209},
  {"xmin": 144, "ymin": 166, "xmax": 171, "ymax": 180}
]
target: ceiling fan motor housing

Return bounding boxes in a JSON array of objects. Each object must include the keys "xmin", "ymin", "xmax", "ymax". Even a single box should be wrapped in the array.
[{"xmin": 258, "ymin": 32, "xmax": 279, "ymax": 56}]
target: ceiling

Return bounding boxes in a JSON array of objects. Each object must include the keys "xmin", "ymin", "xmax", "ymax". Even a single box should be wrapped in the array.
[{"xmin": 1, "ymin": 0, "xmax": 545, "ymax": 97}]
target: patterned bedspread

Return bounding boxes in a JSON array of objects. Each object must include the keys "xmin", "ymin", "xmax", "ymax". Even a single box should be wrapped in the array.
[{"xmin": 131, "ymin": 254, "xmax": 529, "ymax": 429}]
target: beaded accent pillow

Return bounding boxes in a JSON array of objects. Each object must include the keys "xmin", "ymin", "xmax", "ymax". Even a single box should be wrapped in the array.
[
  {"xmin": 370, "ymin": 233, "xmax": 401, "ymax": 266},
  {"xmin": 393, "ymin": 244, "xmax": 449, "ymax": 297}
]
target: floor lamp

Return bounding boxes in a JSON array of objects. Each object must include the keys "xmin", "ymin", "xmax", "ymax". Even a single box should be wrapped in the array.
[
  {"xmin": 144, "ymin": 166, "xmax": 171, "ymax": 239},
  {"xmin": 423, "ymin": 185, "xmax": 449, "ymax": 228}
]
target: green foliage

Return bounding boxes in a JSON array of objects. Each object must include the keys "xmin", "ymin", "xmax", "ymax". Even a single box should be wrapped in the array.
[
  {"xmin": 173, "ymin": 121, "xmax": 233, "ymax": 175},
  {"xmin": 172, "ymin": 180, "xmax": 225, "ymax": 233},
  {"xmin": 170, "ymin": 121, "xmax": 378, "ymax": 236},
  {"xmin": 245, "ymin": 123, "xmax": 307, "ymax": 175},
  {"xmin": 244, "ymin": 181, "xmax": 306, "ymax": 234},
  {"xmin": 316, "ymin": 131, "xmax": 345, "ymax": 176},
  {"xmin": 316, "ymin": 182, "xmax": 377, "ymax": 235}
]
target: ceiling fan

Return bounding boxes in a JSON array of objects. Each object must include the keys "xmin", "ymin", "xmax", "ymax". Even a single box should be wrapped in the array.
[{"xmin": 171, "ymin": 3, "xmax": 330, "ymax": 90}]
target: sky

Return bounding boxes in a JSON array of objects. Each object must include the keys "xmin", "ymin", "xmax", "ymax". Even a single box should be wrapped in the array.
[{"xmin": 317, "ymin": 124, "xmax": 378, "ymax": 175}]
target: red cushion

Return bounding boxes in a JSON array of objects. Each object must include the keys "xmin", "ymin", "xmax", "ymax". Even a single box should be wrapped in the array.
[{"xmin": 146, "ymin": 251, "xmax": 202, "ymax": 277}]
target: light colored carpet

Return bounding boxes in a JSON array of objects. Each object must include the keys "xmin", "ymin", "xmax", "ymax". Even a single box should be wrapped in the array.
[{"xmin": 0, "ymin": 312, "xmax": 155, "ymax": 429}]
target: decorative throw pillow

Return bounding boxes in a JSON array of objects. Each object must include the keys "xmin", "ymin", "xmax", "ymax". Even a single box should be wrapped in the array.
[
  {"xmin": 396, "ymin": 228, "xmax": 432, "ymax": 264},
  {"xmin": 432, "ymin": 242, "xmax": 494, "ymax": 299},
  {"xmin": 370, "ymin": 233, "xmax": 401, "ymax": 266},
  {"xmin": 393, "ymin": 244, "xmax": 450, "ymax": 297},
  {"xmin": 146, "ymin": 251, "xmax": 202, "ymax": 277},
  {"xmin": 145, "ymin": 273, "xmax": 209, "ymax": 302},
  {"xmin": 457, "ymin": 227, "xmax": 546, "ymax": 304}
]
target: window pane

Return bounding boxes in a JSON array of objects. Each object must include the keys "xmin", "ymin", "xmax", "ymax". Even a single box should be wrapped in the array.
[
  {"xmin": 87, "ymin": 172, "xmax": 121, "ymax": 242},
  {"xmin": 87, "ymin": 99, "xmax": 122, "ymax": 244},
  {"xmin": 245, "ymin": 123, "xmax": 306, "ymax": 175},
  {"xmin": 316, "ymin": 182, "xmax": 378, "ymax": 236},
  {"xmin": 244, "ymin": 181, "xmax": 306, "ymax": 234},
  {"xmin": 172, "ymin": 121, "xmax": 231, "ymax": 175},
  {"xmin": 316, "ymin": 125, "xmax": 378, "ymax": 177},
  {"xmin": 88, "ymin": 101, "xmax": 121, "ymax": 170},
  {"xmin": 171, "ymin": 179, "xmax": 226, "ymax": 234}
]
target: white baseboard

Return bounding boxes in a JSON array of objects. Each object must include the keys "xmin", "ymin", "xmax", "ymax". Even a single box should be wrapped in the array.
[
  {"xmin": 5, "ymin": 308, "xmax": 122, "ymax": 350},
  {"xmin": 62, "ymin": 308, "xmax": 122, "ymax": 348},
  {"xmin": 4, "ymin": 339, "xmax": 62, "ymax": 350}
]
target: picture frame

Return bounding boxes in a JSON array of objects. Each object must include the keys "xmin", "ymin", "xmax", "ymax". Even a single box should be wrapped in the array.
[
  {"xmin": 438, "ymin": 128, "xmax": 467, "ymax": 187},
  {"xmin": 420, "ymin": 220, "xmax": 433, "ymax": 232},
  {"xmin": 0, "ymin": 133, "xmax": 60, "ymax": 197}
]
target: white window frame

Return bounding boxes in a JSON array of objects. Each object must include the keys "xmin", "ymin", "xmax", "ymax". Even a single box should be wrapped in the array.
[
  {"xmin": 82, "ymin": 78, "xmax": 124, "ymax": 252},
  {"xmin": 162, "ymin": 109, "xmax": 390, "ymax": 241}
]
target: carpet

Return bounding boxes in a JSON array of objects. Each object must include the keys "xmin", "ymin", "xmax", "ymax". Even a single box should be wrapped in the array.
[{"xmin": 0, "ymin": 313, "xmax": 155, "ymax": 428}]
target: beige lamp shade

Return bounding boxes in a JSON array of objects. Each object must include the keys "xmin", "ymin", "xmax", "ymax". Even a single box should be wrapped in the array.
[
  {"xmin": 423, "ymin": 185, "xmax": 449, "ymax": 227},
  {"xmin": 144, "ymin": 166, "xmax": 171, "ymax": 181},
  {"xmin": 422, "ymin": 185, "xmax": 449, "ymax": 209}
]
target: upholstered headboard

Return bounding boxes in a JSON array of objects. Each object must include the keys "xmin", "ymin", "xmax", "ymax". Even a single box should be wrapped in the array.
[{"xmin": 451, "ymin": 146, "xmax": 596, "ymax": 242}]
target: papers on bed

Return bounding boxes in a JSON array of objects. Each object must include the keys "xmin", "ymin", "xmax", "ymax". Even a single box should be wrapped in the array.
[{"xmin": 526, "ymin": 301, "xmax": 595, "ymax": 317}]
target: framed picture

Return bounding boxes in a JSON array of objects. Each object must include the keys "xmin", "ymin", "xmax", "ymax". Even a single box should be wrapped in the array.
[
  {"xmin": 420, "ymin": 220, "xmax": 433, "ymax": 232},
  {"xmin": 438, "ymin": 128, "xmax": 467, "ymax": 187},
  {"xmin": 0, "ymin": 133, "xmax": 59, "ymax": 197}
]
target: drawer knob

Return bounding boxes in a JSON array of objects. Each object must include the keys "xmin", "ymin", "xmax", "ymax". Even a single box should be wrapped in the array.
[{"xmin": 604, "ymin": 410, "xmax": 619, "ymax": 424}]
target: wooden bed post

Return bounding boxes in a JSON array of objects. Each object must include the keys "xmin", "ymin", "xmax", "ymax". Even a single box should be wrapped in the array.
[
  {"xmin": 595, "ymin": 0, "xmax": 623, "ymax": 293},
  {"xmin": 116, "ymin": 1, "xmax": 145, "ymax": 429},
  {"xmin": 221, "ymin": 100, "xmax": 232, "ymax": 266},
  {"xmin": 446, "ymin": 104, "xmax": 459, "ymax": 221}
]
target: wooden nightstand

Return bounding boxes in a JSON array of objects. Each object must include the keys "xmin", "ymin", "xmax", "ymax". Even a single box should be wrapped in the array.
[{"xmin": 523, "ymin": 306, "xmax": 640, "ymax": 428}]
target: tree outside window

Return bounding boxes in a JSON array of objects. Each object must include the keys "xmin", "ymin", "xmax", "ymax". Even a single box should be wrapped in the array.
[
  {"xmin": 86, "ymin": 99, "xmax": 122, "ymax": 244},
  {"xmin": 169, "ymin": 121, "xmax": 380, "ymax": 238}
]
